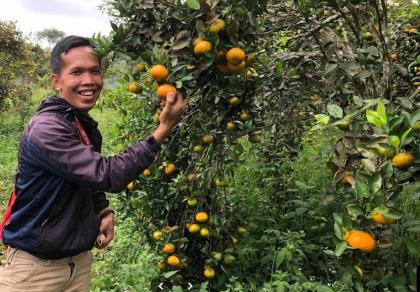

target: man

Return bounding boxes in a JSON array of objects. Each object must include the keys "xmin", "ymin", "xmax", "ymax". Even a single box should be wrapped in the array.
[{"xmin": 0, "ymin": 35, "xmax": 187, "ymax": 291}]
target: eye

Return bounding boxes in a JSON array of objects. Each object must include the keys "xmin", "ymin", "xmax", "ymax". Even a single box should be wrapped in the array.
[
  {"xmin": 91, "ymin": 68, "xmax": 102, "ymax": 74},
  {"xmin": 71, "ymin": 70, "xmax": 81, "ymax": 75}
]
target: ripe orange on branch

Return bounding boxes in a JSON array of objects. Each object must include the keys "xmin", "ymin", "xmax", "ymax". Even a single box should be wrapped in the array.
[
  {"xmin": 345, "ymin": 230, "xmax": 376, "ymax": 253},
  {"xmin": 127, "ymin": 82, "xmax": 142, "ymax": 94},
  {"xmin": 150, "ymin": 65, "xmax": 168, "ymax": 81},
  {"xmin": 194, "ymin": 40, "xmax": 212, "ymax": 55},
  {"xmin": 392, "ymin": 153, "xmax": 415, "ymax": 169},
  {"xmin": 162, "ymin": 243, "xmax": 176, "ymax": 254},
  {"xmin": 209, "ymin": 19, "xmax": 225, "ymax": 33},
  {"xmin": 195, "ymin": 211, "xmax": 209, "ymax": 222},
  {"xmin": 164, "ymin": 163, "xmax": 176, "ymax": 175},
  {"xmin": 157, "ymin": 84, "xmax": 177, "ymax": 100},
  {"xmin": 372, "ymin": 213, "xmax": 395, "ymax": 225},
  {"xmin": 202, "ymin": 134, "xmax": 215, "ymax": 144},
  {"xmin": 167, "ymin": 255, "xmax": 181, "ymax": 266},
  {"xmin": 204, "ymin": 266, "xmax": 215, "ymax": 279},
  {"xmin": 227, "ymin": 61, "xmax": 245, "ymax": 73},
  {"xmin": 226, "ymin": 47, "xmax": 245, "ymax": 65}
]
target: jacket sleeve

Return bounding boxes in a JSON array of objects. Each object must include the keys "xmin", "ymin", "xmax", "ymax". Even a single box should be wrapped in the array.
[
  {"xmin": 25, "ymin": 114, "xmax": 161, "ymax": 193},
  {"xmin": 93, "ymin": 191, "xmax": 109, "ymax": 214}
]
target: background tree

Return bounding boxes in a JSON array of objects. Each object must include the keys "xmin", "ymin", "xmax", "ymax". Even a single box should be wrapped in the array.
[
  {"xmin": 35, "ymin": 28, "xmax": 66, "ymax": 48},
  {"xmin": 0, "ymin": 21, "xmax": 35, "ymax": 111}
]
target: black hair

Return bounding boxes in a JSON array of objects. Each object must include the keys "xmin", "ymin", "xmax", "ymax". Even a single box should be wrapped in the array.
[{"xmin": 50, "ymin": 35, "xmax": 100, "ymax": 75}]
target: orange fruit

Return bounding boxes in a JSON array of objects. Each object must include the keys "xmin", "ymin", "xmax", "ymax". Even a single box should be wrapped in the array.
[
  {"xmin": 167, "ymin": 255, "xmax": 181, "ymax": 266},
  {"xmin": 157, "ymin": 84, "xmax": 177, "ymax": 100},
  {"xmin": 135, "ymin": 63, "xmax": 146, "ymax": 73},
  {"xmin": 200, "ymin": 228, "xmax": 210, "ymax": 237},
  {"xmin": 217, "ymin": 50, "xmax": 226, "ymax": 59},
  {"xmin": 157, "ymin": 260, "xmax": 167, "ymax": 271},
  {"xmin": 204, "ymin": 266, "xmax": 215, "ymax": 279},
  {"xmin": 248, "ymin": 134, "xmax": 263, "ymax": 143},
  {"xmin": 214, "ymin": 178, "xmax": 226, "ymax": 188},
  {"xmin": 195, "ymin": 212, "xmax": 209, "ymax": 223},
  {"xmin": 372, "ymin": 213, "xmax": 395, "ymax": 225},
  {"xmin": 188, "ymin": 223, "xmax": 200, "ymax": 233},
  {"xmin": 227, "ymin": 61, "xmax": 246, "ymax": 73},
  {"xmin": 127, "ymin": 82, "xmax": 142, "ymax": 94},
  {"xmin": 237, "ymin": 226, "xmax": 247, "ymax": 234},
  {"xmin": 226, "ymin": 48, "xmax": 245, "ymax": 65},
  {"xmin": 209, "ymin": 19, "xmax": 225, "ymax": 33},
  {"xmin": 186, "ymin": 173, "xmax": 196, "ymax": 182},
  {"xmin": 223, "ymin": 254, "xmax": 235, "ymax": 266},
  {"xmin": 245, "ymin": 54, "xmax": 256, "ymax": 65},
  {"xmin": 152, "ymin": 230, "xmax": 164, "ymax": 241},
  {"xmin": 346, "ymin": 230, "xmax": 376, "ymax": 253},
  {"xmin": 194, "ymin": 145, "xmax": 204, "ymax": 153},
  {"xmin": 194, "ymin": 40, "xmax": 212, "ymax": 55},
  {"xmin": 187, "ymin": 198, "xmax": 198, "ymax": 207},
  {"xmin": 164, "ymin": 163, "xmax": 176, "ymax": 175},
  {"xmin": 127, "ymin": 182, "xmax": 135, "ymax": 190},
  {"xmin": 162, "ymin": 243, "xmax": 176, "ymax": 254},
  {"xmin": 392, "ymin": 153, "xmax": 415, "ymax": 169},
  {"xmin": 240, "ymin": 112, "xmax": 250, "ymax": 121},
  {"xmin": 340, "ymin": 171, "xmax": 353, "ymax": 185},
  {"xmin": 202, "ymin": 134, "xmax": 215, "ymax": 144},
  {"xmin": 193, "ymin": 37, "xmax": 203, "ymax": 46},
  {"xmin": 246, "ymin": 70, "xmax": 253, "ymax": 79},
  {"xmin": 149, "ymin": 65, "xmax": 168, "ymax": 81},
  {"xmin": 143, "ymin": 169, "xmax": 151, "ymax": 176},
  {"xmin": 226, "ymin": 122, "xmax": 235, "ymax": 131},
  {"xmin": 229, "ymin": 96, "xmax": 241, "ymax": 106},
  {"xmin": 216, "ymin": 63, "xmax": 229, "ymax": 74}
]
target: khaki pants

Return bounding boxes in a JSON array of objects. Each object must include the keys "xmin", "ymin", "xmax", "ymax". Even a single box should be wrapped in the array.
[{"xmin": 0, "ymin": 248, "xmax": 92, "ymax": 292}]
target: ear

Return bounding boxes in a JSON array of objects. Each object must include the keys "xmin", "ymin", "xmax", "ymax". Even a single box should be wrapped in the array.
[{"xmin": 51, "ymin": 74, "xmax": 62, "ymax": 91}]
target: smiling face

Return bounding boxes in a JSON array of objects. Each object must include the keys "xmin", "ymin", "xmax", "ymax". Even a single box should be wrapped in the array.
[{"xmin": 51, "ymin": 46, "xmax": 103, "ymax": 113}]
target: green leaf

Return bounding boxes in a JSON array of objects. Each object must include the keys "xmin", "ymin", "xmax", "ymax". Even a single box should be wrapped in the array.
[
  {"xmin": 368, "ymin": 173, "xmax": 382, "ymax": 194},
  {"xmin": 372, "ymin": 206, "xmax": 402, "ymax": 219},
  {"xmin": 325, "ymin": 62, "xmax": 338, "ymax": 74},
  {"xmin": 315, "ymin": 114, "xmax": 330, "ymax": 125},
  {"xmin": 335, "ymin": 241, "xmax": 348, "ymax": 257},
  {"xmin": 389, "ymin": 135, "xmax": 400, "ymax": 148},
  {"xmin": 396, "ymin": 97, "xmax": 413, "ymax": 109},
  {"xmin": 163, "ymin": 270, "xmax": 180, "ymax": 278},
  {"xmin": 327, "ymin": 104, "xmax": 343, "ymax": 119},
  {"xmin": 376, "ymin": 101, "xmax": 387, "ymax": 125},
  {"xmin": 406, "ymin": 225, "xmax": 420, "ymax": 233},
  {"xmin": 366, "ymin": 110, "xmax": 384, "ymax": 127},
  {"xmin": 355, "ymin": 177, "xmax": 370, "ymax": 198},
  {"xmin": 347, "ymin": 205, "xmax": 364, "ymax": 220},
  {"xmin": 334, "ymin": 222, "xmax": 343, "ymax": 240},
  {"xmin": 333, "ymin": 212, "xmax": 343, "ymax": 225},
  {"xmin": 389, "ymin": 116, "xmax": 404, "ymax": 132},
  {"xmin": 410, "ymin": 109, "xmax": 420, "ymax": 127},
  {"xmin": 400, "ymin": 127, "xmax": 412, "ymax": 146},
  {"xmin": 186, "ymin": 0, "xmax": 199, "ymax": 9},
  {"xmin": 405, "ymin": 238, "xmax": 420, "ymax": 257}
]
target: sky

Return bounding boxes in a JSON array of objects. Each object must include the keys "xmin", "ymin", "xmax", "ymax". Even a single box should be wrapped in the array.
[{"xmin": 0, "ymin": 0, "xmax": 112, "ymax": 45}]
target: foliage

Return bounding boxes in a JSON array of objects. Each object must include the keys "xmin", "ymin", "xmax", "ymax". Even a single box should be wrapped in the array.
[
  {"xmin": 91, "ymin": 217, "xmax": 158, "ymax": 292},
  {"xmin": 92, "ymin": 0, "xmax": 419, "ymax": 289},
  {"xmin": 0, "ymin": 21, "xmax": 36, "ymax": 111}
]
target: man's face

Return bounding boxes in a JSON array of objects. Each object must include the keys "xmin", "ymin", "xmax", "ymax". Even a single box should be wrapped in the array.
[{"xmin": 51, "ymin": 46, "xmax": 103, "ymax": 113}]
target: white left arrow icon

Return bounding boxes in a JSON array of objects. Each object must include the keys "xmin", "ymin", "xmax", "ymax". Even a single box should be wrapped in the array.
[{"xmin": 158, "ymin": 282, "xmax": 165, "ymax": 290}]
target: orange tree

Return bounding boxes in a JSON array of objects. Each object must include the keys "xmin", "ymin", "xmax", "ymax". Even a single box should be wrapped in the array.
[
  {"xmin": 93, "ymin": 0, "xmax": 419, "ymax": 289},
  {"xmin": 96, "ymin": 0, "xmax": 268, "ymax": 289}
]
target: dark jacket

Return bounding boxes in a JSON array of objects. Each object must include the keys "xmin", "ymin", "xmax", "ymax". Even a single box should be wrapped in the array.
[{"xmin": 2, "ymin": 96, "xmax": 160, "ymax": 259}]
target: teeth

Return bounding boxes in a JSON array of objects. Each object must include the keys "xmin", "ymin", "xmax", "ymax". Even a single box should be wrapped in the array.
[{"xmin": 79, "ymin": 90, "xmax": 95, "ymax": 96}]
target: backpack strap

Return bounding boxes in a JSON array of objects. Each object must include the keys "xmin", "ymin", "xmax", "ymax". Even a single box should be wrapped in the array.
[{"xmin": 73, "ymin": 116, "xmax": 93, "ymax": 146}]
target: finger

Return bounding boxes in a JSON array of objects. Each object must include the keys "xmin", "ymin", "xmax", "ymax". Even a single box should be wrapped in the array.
[{"xmin": 166, "ymin": 92, "xmax": 176, "ymax": 105}]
